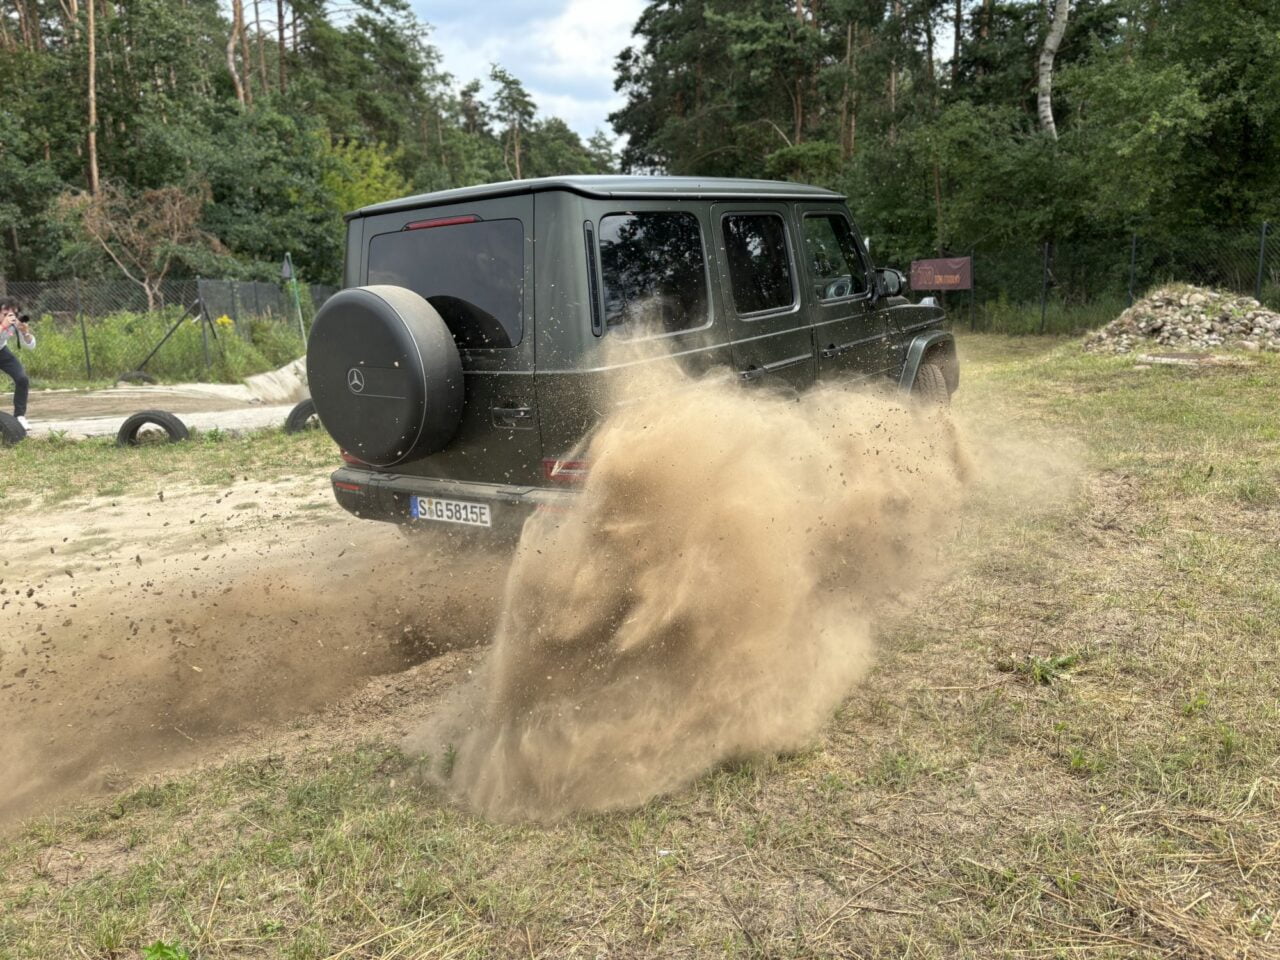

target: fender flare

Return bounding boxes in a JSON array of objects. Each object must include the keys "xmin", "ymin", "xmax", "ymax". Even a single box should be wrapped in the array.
[{"xmin": 898, "ymin": 330, "xmax": 957, "ymax": 394}]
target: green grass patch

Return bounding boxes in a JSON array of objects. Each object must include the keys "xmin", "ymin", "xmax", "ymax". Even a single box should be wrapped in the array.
[
  {"xmin": 0, "ymin": 426, "xmax": 338, "ymax": 505},
  {"xmin": 19, "ymin": 311, "xmax": 305, "ymax": 386}
]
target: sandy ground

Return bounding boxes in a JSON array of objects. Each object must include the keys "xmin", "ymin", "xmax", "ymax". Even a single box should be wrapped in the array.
[
  {"xmin": 4, "ymin": 387, "xmax": 261, "ymax": 419},
  {"xmin": 0, "ymin": 471, "xmax": 508, "ymax": 824},
  {"xmin": 3, "ymin": 359, "xmax": 309, "ymax": 438}
]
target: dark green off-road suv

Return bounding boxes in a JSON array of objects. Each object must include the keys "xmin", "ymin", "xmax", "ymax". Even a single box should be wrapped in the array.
[{"xmin": 307, "ymin": 175, "xmax": 957, "ymax": 536}]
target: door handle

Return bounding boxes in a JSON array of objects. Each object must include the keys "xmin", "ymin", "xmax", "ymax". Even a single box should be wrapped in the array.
[
  {"xmin": 492, "ymin": 405, "xmax": 535, "ymax": 429},
  {"xmin": 821, "ymin": 343, "xmax": 840, "ymax": 359},
  {"xmin": 738, "ymin": 352, "xmax": 814, "ymax": 381}
]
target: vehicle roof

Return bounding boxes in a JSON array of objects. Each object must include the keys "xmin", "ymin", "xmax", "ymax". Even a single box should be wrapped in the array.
[{"xmin": 346, "ymin": 175, "xmax": 845, "ymax": 221}]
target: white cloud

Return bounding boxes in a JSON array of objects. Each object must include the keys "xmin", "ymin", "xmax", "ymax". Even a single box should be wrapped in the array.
[
  {"xmin": 525, "ymin": 0, "xmax": 645, "ymax": 85},
  {"xmin": 417, "ymin": 0, "xmax": 645, "ymax": 139}
]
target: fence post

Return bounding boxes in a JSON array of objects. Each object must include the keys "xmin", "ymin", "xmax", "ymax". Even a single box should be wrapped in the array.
[
  {"xmin": 198, "ymin": 276, "xmax": 210, "ymax": 375},
  {"xmin": 1257, "ymin": 222, "xmax": 1270, "ymax": 302},
  {"xmin": 230, "ymin": 279, "xmax": 241, "ymax": 335},
  {"xmin": 1039, "ymin": 241, "xmax": 1051, "ymax": 334},
  {"xmin": 74, "ymin": 277, "xmax": 92, "ymax": 379},
  {"xmin": 969, "ymin": 247, "xmax": 976, "ymax": 332},
  {"xmin": 1127, "ymin": 233, "xmax": 1138, "ymax": 307}
]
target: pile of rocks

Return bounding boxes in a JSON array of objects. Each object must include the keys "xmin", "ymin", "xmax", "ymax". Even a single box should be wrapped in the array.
[{"xmin": 1085, "ymin": 285, "xmax": 1280, "ymax": 354}]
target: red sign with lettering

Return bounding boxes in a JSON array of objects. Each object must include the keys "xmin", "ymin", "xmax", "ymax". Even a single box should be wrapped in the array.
[{"xmin": 910, "ymin": 257, "xmax": 972, "ymax": 291}]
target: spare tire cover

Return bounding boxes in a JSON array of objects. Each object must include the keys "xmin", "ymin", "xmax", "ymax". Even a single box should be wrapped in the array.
[{"xmin": 306, "ymin": 285, "xmax": 464, "ymax": 466}]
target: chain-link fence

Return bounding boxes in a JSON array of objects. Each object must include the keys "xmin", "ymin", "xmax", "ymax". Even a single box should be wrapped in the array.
[
  {"xmin": 0, "ymin": 276, "xmax": 336, "ymax": 384},
  {"xmin": 899, "ymin": 223, "xmax": 1278, "ymax": 335}
]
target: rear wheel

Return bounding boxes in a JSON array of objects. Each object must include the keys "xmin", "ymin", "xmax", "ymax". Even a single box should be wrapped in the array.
[{"xmin": 912, "ymin": 361, "xmax": 950, "ymax": 406}]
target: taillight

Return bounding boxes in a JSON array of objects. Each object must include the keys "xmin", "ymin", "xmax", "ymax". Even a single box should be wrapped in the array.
[
  {"xmin": 542, "ymin": 458, "xmax": 590, "ymax": 485},
  {"xmin": 405, "ymin": 214, "xmax": 479, "ymax": 230},
  {"xmin": 333, "ymin": 480, "xmax": 362, "ymax": 492},
  {"xmin": 340, "ymin": 449, "xmax": 365, "ymax": 466}
]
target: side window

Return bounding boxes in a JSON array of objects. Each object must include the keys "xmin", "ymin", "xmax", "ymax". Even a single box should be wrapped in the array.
[
  {"xmin": 722, "ymin": 213, "xmax": 795, "ymax": 315},
  {"xmin": 598, "ymin": 212, "xmax": 709, "ymax": 336},
  {"xmin": 803, "ymin": 214, "xmax": 869, "ymax": 301}
]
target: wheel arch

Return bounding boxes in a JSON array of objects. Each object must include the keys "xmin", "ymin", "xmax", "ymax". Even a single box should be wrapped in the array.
[{"xmin": 898, "ymin": 331, "xmax": 959, "ymax": 395}]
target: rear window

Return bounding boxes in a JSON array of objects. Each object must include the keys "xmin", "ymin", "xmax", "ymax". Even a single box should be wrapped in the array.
[
  {"xmin": 598, "ymin": 212, "xmax": 708, "ymax": 336},
  {"xmin": 367, "ymin": 218, "xmax": 523, "ymax": 348},
  {"xmin": 722, "ymin": 213, "xmax": 795, "ymax": 315}
]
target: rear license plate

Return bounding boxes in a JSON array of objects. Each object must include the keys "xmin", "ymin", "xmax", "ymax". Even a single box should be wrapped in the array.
[{"xmin": 411, "ymin": 496, "xmax": 492, "ymax": 527}]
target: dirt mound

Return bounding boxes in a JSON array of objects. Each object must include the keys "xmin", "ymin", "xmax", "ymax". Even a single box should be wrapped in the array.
[{"xmin": 1085, "ymin": 284, "xmax": 1280, "ymax": 354}]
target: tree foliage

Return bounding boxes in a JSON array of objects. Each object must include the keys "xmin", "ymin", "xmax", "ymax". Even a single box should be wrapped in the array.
[
  {"xmin": 0, "ymin": 0, "xmax": 616, "ymax": 283},
  {"xmin": 611, "ymin": 0, "xmax": 1280, "ymax": 266}
]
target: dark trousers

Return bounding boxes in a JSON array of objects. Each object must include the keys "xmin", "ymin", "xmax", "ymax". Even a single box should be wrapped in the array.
[{"xmin": 0, "ymin": 346, "xmax": 29, "ymax": 417}]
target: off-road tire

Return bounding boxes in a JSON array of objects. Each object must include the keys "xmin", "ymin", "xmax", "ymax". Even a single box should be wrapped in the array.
[
  {"xmin": 912, "ymin": 361, "xmax": 950, "ymax": 406},
  {"xmin": 284, "ymin": 398, "xmax": 318, "ymax": 434},
  {"xmin": 0, "ymin": 412, "xmax": 26, "ymax": 445},
  {"xmin": 116, "ymin": 409, "xmax": 190, "ymax": 446}
]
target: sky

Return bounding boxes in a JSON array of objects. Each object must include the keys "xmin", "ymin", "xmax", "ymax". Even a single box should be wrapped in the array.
[{"xmin": 411, "ymin": 0, "xmax": 648, "ymax": 141}]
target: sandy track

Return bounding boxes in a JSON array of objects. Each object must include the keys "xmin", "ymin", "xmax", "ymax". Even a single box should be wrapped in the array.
[{"xmin": 0, "ymin": 471, "xmax": 507, "ymax": 824}]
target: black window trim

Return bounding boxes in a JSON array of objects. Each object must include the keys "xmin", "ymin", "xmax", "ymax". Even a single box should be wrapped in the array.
[
  {"xmin": 364, "ymin": 214, "xmax": 528, "ymax": 352},
  {"xmin": 583, "ymin": 220, "xmax": 604, "ymax": 337},
  {"xmin": 595, "ymin": 208, "xmax": 716, "ymax": 342},
  {"xmin": 718, "ymin": 209, "xmax": 801, "ymax": 321},
  {"xmin": 801, "ymin": 209, "xmax": 874, "ymax": 306}
]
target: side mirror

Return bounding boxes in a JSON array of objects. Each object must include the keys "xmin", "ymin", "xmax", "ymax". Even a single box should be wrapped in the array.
[{"xmin": 876, "ymin": 267, "xmax": 905, "ymax": 298}]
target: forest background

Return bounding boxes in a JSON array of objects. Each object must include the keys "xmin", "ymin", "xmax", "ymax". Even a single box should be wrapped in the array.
[{"xmin": 2, "ymin": 0, "xmax": 1277, "ymax": 307}]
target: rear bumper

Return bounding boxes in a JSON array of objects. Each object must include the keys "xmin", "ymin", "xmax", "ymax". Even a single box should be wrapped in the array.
[{"xmin": 330, "ymin": 466, "xmax": 577, "ymax": 538}]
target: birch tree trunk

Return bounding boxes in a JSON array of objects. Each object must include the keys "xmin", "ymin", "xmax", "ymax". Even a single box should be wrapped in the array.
[
  {"xmin": 1037, "ymin": 0, "xmax": 1070, "ymax": 139},
  {"xmin": 87, "ymin": 0, "xmax": 100, "ymax": 195},
  {"xmin": 227, "ymin": 0, "xmax": 245, "ymax": 105},
  {"xmin": 237, "ymin": 0, "xmax": 254, "ymax": 105}
]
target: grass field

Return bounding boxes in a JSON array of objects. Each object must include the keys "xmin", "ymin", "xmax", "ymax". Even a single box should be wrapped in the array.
[
  {"xmin": 0, "ymin": 427, "xmax": 337, "ymax": 510},
  {"xmin": 2, "ymin": 335, "xmax": 1278, "ymax": 959}
]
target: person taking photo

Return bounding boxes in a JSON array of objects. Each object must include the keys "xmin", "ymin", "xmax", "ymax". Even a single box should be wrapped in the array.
[{"xmin": 0, "ymin": 298, "xmax": 36, "ymax": 430}]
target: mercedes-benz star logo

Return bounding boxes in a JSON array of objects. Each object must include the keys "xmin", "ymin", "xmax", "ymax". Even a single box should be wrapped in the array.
[{"xmin": 347, "ymin": 367, "xmax": 366, "ymax": 394}]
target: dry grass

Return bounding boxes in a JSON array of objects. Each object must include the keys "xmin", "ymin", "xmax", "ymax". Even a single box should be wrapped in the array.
[{"xmin": 1, "ymin": 334, "xmax": 1278, "ymax": 959}]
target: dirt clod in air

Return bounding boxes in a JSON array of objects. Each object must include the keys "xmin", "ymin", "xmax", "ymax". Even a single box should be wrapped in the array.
[{"xmin": 410, "ymin": 364, "xmax": 971, "ymax": 821}]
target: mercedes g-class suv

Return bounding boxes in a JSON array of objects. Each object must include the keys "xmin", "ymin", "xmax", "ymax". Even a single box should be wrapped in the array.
[{"xmin": 307, "ymin": 175, "xmax": 957, "ymax": 536}]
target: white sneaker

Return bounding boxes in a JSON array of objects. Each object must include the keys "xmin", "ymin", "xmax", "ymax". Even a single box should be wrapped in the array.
[{"xmin": 16, "ymin": 415, "xmax": 30, "ymax": 430}]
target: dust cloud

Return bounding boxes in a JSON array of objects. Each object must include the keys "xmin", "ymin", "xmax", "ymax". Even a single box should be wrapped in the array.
[{"xmin": 412, "ymin": 362, "xmax": 972, "ymax": 821}]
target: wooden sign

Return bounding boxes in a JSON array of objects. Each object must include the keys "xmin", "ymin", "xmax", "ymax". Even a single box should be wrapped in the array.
[{"xmin": 910, "ymin": 257, "xmax": 972, "ymax": 291}]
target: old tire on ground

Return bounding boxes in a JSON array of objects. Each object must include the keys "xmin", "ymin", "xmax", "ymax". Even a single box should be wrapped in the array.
[
  {"xmin": 306, "ymin": 285, "xmax": 463, "ymax": 467},
  {"xmin": 284, "ymin": 397, "xmax": 318, "ymax": 434},
  {"xmin": 116, "ymin": 409, "xmax": 190, "ymax": 446},
  {"xmin": 118, "ymin": 370, "xmax": 158, "ymax": 385},
  {"xmin": 912, "ymin": 361, "xmax": 950, "ymax": 406},
  {"xmin": 0, "ymin": 412, "xmax": 26, "ymax": 445}
]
